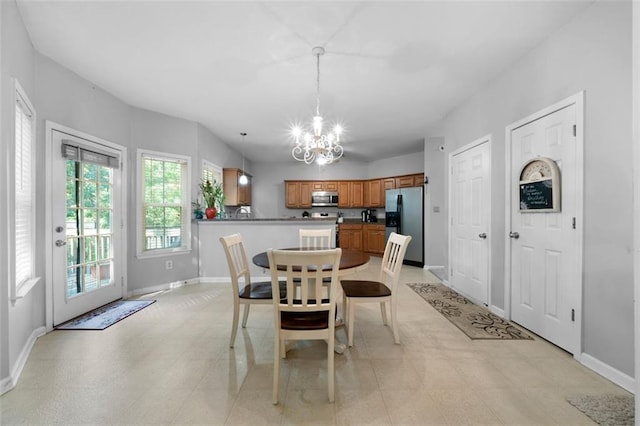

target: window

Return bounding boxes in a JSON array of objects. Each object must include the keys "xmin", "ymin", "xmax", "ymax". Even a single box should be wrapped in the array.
[
  {"xmin": 137, "ymin": 150, "xmax": 191, "ymax": 258},
  {"xmin": 12, "ymin": 80, "xmax": 38, "ymax": 300},
  {"xmin": 202, "ymin": 159, "xmax": 222, "ymax": 187}
]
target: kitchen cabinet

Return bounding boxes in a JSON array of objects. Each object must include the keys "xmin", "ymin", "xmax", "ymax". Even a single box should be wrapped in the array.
[
  {"xmin": 338, "ymin": 180, "xmax": 364, "ymax": 208},
  {"xmin": 395, "ymin": 173, "xmax": 424, "ymax": 188},
  {"xmin": 364, "ymin": 179, "xmax": 384, "ymax": 208},
  {"xmin": 339, "ymin": 223, "xmax": 363, "ymax": 251},
  {"xmin": 383, "ymin": 178, "xmax": 395, "ymax": 191},
  {"xmin": 311, "ymin": 181, "xmax": 338, "ymax": 191},
  {"xmin": 363, "ymin": 224, "xmax": 386, "ymax": 255},
  {"xmin": 395, "ymin": 175, "xmax": 415, "ymax": 188},
  {"xmin": 285, "ymin": 180, "xmax": 312, "ymax": 208},
  {"xmin": 223, "ymin": 168, "xmax": 252, "ymax": 206}
]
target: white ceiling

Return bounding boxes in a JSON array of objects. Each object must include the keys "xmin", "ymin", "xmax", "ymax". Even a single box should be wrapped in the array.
[{"xmin": 16, "ymin": 0, "xmax": 594, "ymax": 163}]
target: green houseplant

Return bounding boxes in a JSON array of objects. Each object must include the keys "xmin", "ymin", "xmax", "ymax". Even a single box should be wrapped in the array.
[{"xmin": 199, "ymin": 179, "xmax": 225, "ymax": 219}]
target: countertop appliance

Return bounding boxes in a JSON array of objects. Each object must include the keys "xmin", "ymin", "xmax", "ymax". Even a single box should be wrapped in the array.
[
  {"xmin": 385, "ymin": 187, "xmax": 423, "ymax": 267},
  {"xmin": 361, "ymin": 209, "xmax": 377, "ymax": 222},
  {"xmin": 311, "ymin": 191, "xmax": 338, "ymax": 207}
]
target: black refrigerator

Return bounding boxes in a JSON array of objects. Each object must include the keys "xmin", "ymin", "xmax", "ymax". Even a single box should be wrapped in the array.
[{"xmin": 385, "ymin": 187, "xmax": 424, "ymax": 267}]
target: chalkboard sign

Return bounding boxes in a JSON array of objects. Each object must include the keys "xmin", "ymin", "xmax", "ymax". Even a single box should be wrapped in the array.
[
  {"xmin": 518, "ymin": 157, "xmax": 560, "ymax": 213},
  {"xmin": 520, "ymin": 179, "xmax": 553, "ymax": 210}
]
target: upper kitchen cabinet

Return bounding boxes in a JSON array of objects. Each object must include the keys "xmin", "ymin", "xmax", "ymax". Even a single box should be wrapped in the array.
[
  {"xmin": 285, "ymin": 180, "xmax": 312, "ymax": 208},
  {"xmin": 338, "ymin": 180, "xmax": 364, "ymax": 208},
  {"xmin": 383, "ymin": 178, "xmax": 396, "ymax": 191},
  {"xmin": 223, "ymin": 168, "xmax": 252, "ymax": 206},
  {"xmin": 395, "ymin": 173, "xmax": 425, "ymax": 188},
  {"xmin": 364, "ymin": 179, "xmax": 384, "ymax": 208},
  {"xmin": 311, "ymin": 181, "xmax": 338, "ymax": 191}
]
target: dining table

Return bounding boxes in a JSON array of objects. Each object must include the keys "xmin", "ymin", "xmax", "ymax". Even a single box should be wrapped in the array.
[
  {"xmin": 252, "ymin": 247, "xmax": 370, "ymax": 353},
  {"xmin": 251, "ymin": 247, "xmax": 370, "ymax": 277}
]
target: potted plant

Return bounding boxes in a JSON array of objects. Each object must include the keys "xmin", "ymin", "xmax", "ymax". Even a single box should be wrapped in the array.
[
  {"xmin": 191, "ymin": 197, "xmax": 204, "ymax": 219},
  {"xmin": 199, "ymin": 179, "xmax": 225, "ymax": 219}
]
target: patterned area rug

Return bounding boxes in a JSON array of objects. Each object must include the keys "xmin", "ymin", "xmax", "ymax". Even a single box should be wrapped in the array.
[
  {"xmin": 407, "ymin": 282, "xmax": 532, "ymax": 340},
  {"xmin": 566, "ymin": 394, "xmax": 635, "ymax": 425},
  {"xmin": 55, "ymin": 300, "xmax": 155, "ymax": 330}
]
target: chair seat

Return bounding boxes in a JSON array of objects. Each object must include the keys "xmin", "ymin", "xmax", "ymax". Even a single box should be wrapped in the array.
[
  {"xmin": 239, "ymin": 281, "xmax": 286, "ymax": 300},
  {"xmin": 281, "ymin": 310, "xmax": 329, "ymax": 330},
  {"xmin": 341, "ymin": 280, "xmax": 391, "ymax": 298}
]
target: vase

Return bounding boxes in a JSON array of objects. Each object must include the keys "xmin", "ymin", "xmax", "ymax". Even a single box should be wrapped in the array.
[
  {"xmin": 205, "ymin": 207, "xmax": 217, "ymax": 219},
  {"xmin": 195, "ymin": 210, "xmax": 204, "ymax": 220}
]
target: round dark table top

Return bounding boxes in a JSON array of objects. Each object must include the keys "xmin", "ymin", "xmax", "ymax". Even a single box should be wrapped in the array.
[{"xmin": 252, "ymin": 247, "xmax": 370, "ymax": 273}]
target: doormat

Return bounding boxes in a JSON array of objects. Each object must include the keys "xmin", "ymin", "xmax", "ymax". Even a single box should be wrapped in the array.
[
  {"xmin": 566, "ymin": 394, "xmax": 635, "ymax": 425},
  {"xmin": 55, "ymin": 300, "xmax": 155, "ymax": 330},
  {"xmin": 407, "ymin": 282, "xmax": 533, "ymax": 340}
]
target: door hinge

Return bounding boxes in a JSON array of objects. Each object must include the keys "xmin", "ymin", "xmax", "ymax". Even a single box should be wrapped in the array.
[
  {"xmin": 121, "ymin": 277, "xmax": 124, "ymax": 288},
  {"xmin": 572, "ymin": 124, "xmax": 577, "ymax": 137},
  {"xmin": 571, "ymin": 308, "xmax": 575, "ymax": 322},
  {"xmin": 572, "ymin": 217, "xmax": 576, "ymax": 229}
]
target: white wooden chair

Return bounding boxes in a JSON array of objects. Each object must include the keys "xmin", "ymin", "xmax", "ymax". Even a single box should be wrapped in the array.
[
  {"xmin": 299, "ymin": 228, "xmax": 333, "ymax": 248},
  {"xmin": 267, "ymin": 247, "xmax": 342, "ymax": 404},
  {"xmin": 219, "ymin": 233, "xmax": 286, "ymax": 348},
  {"xmin": 340, "ymin": 232, "xmax": 412, "ymax": 346}
]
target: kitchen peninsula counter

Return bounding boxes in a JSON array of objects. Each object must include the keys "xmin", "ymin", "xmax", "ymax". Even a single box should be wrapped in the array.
[{"xmin": 197, "ymin": 218, "xmax": 337, "ymax": 279}]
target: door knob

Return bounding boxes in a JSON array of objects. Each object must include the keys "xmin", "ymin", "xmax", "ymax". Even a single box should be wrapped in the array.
[
  {"xmin": 509, "ymin": 232, "xmax": 520, "ymax": 239},
  {"xmin": 55, "ymin": 240, "xmax": 67, "ymax": 247},
  {"xmin": 478, "ymin": 233, "xmax": 487, "ymax": 239}
]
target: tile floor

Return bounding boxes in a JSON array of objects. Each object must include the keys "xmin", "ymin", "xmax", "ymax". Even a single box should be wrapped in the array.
[{"xmin": 0, "ymin": 258, "xmax": 630, "ymax": 425}]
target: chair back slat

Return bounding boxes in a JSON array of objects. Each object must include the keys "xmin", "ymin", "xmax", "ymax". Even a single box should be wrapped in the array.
[
  {"xmin": 268, "ymin": 248, "xmax": 341, "ymax": 315},
  {"xmin": 299, "ymin": 228, "xmax": 333, "ymax": 249},
  {"xmin": 379, "ymin": 232, "xmax": 412, "ymax": 288},
  {"xmin": 220, "ymin": 233, "xmax": 252, "ymax": 295}
]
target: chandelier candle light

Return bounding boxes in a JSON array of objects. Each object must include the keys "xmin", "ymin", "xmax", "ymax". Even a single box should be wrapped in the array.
[{"xmin": 291, "ymin": 46, "xmax": 344, "ymax": 165}]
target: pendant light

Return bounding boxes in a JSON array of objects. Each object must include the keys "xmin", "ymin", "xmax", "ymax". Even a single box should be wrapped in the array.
[{"xmin": 239, "ymin": 132, "xmax": 248, "ymax": 186}]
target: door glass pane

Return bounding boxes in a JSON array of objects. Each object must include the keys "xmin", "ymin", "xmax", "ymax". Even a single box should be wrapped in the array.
[{"xmin": 65, "ymin": 158, "xmax": 114, "ymax": 298}]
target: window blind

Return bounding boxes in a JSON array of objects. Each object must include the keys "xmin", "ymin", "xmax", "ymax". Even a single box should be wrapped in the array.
[
  {"xmin": 61, "ymin": 141, "xmax": 119, "ymax": 169},
  {"xmin": 15, "ymin": 90, "xmax": 34, "ymax": 287}
]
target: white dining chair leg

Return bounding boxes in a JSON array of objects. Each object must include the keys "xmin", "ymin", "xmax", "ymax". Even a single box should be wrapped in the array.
[
  {"xmin": 328, "ymin": 334, "xmax": 335, "ymax": 402},
  {"xmin": 391, "ymin": 303, "xmax": 400, "ymax": 344},
  {"xmin": 273, "ymin": 334, "xmax": 281, "ymax": 404},
  {"xmin": 380, "ymin": 301, "xmax": 388, "ymax": 325},
  {"xmin": 241, "ymin": 304, "xmax": 251, "ymax": 327},
  {"xmin": 230, "ymin": 300, "xmax": 240, "ymax": 348},
  {"xmin": 347, "ymin": 300, "xmax": 356, "ymax": 347}
]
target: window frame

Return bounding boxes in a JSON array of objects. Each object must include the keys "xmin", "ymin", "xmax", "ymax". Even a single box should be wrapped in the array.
[
  {"xmin": 136, "ymin": 149, "xmax": 191, "ymax": 259},
  {"xmin": 202, "ymin": 159, "xmax": 223, "ymax": 188},
  {"xmin": 10, "ymin": 79, "xmax": 40, "ymax": 302}
]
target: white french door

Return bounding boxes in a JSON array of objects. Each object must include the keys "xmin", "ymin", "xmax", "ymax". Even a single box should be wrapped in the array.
[
  {"xmin": 507, "ymin": 97, "xmax": 582, "ymax": 354},
  {"xmin": 48, "ymin": 125, "xmax": 125, "ymax": 326},
  {"xmin": 449, "ymin": 136, "xmax": 491, "ymax": 305}
]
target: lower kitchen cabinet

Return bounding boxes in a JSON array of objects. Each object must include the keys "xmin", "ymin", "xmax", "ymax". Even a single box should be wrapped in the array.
[
  {"xmin": 363, "ymin": 224, "xmax": 386, "ymax": 255},
  {"xmin": 339, "ymin": 223, "xmax": 363, "ymax": 251}
]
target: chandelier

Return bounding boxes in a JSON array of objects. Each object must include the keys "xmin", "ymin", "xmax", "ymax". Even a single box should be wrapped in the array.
[{"xmin": 291, "ymin": 46, "xmax": 344, "ymax": 165}]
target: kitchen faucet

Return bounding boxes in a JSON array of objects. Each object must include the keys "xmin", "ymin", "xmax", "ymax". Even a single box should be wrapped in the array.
[{"xmin": 234, "ymin": 206, "xmax": 250, "ymax": 219}]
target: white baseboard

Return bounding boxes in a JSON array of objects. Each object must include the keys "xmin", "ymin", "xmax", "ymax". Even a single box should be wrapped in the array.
[
  {"xmin": 1, "ymin": 326, "xmax": 46, "ymax": 396},
  {"xmin": 490, "ymin": 305, "xmax": 505, "ymax": 317},
  {"xmin": 127, "ymin": 277, "xmax": 204, "ymax": 298},
  {"xmin": 579, "ymin": 352, "xmax": 635, "ymax": 394},
  {"xmin": 425, "ymin": 265, "xmax": 445, "ymax": 270}
]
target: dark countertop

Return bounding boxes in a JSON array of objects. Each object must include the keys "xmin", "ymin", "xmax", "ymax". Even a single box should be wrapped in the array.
[{"xmin": 196, "ymin": 217, "xmax": 338, "ymax": 223}]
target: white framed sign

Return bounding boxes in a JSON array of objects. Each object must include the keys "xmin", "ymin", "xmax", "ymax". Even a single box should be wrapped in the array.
[{"xmin": 519, "ymin": 157, "xmax": 561, "ymax": 213}]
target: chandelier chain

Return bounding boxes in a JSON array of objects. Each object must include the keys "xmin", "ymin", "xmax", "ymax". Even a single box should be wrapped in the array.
[{"xmin": 316, "ymin": 52, "xmax": 321, "ymax": 116}]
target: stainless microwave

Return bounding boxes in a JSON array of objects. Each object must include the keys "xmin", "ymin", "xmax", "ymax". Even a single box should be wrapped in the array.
[{"xmin": 311, "ymin": 191, "xmax": 339, "ymax": 207}]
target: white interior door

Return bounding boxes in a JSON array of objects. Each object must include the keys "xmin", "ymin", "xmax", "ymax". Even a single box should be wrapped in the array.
[
  {"xmin": 50, "ymin": 128, "xmax": 124, "ymax": 325},
  {"xmin": 449, "ymin": 137, "xmax": 491, "ymax": 305},
  {"xmin": 509, "ymin": 103, "xmax": 580, "ymax": 353}
]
